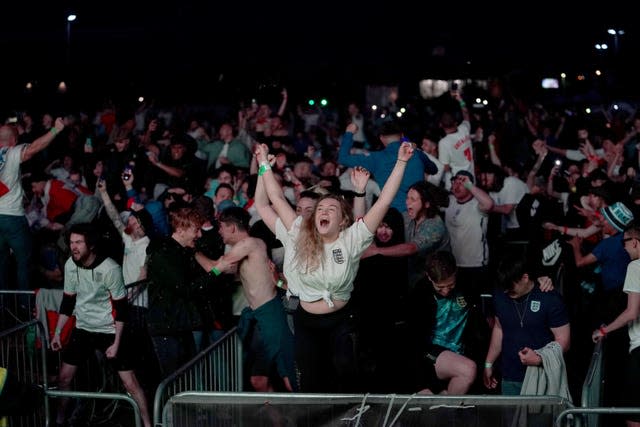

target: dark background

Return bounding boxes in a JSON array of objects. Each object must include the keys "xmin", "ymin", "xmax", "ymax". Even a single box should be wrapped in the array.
[{"xmin": 0, "ymin": 1, "xmax": 636, "ymax": 110}]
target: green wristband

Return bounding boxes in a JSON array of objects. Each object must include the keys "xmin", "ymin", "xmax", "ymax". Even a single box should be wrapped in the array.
[
  {"xmin": 258, "ymin": 164, "xmax": 271, "ymax": 176},
  {"xmin": 484, "ymin": 361, "xmax": 493, "ymax": 369},
  {"xmin": 210, "ymin": 266, "xmax": 221, "ymax": 276},
  {"xmin": 55, "ymin": 327, "xmax": 62, "ymax": 336},
  {"xmin": 463, "ymin": 181, "xmax": 473, "ymax": 190},
  {"xmin": 50, "ymin": 128, "xmax": 58, "ymax": 136}
]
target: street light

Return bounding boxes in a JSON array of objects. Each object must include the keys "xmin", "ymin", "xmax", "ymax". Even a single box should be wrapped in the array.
[
  {"xmin": 607, "ymin": 28, "xmax": 624, "ymax": 54},
  {"xmin": 66, "ymin": 13, "xmax": 77, "ymax": 66}
]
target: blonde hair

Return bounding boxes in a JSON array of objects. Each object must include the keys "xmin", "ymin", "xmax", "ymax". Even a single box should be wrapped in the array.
[{"xmin": 293, "ymin": 194, "xmax": 353, "ymax": 272}]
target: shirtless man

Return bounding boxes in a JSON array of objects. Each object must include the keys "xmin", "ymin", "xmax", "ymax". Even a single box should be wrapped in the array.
[{"xmin": 195, "ymin": 207, "xmax": 295, "ymax": 391}]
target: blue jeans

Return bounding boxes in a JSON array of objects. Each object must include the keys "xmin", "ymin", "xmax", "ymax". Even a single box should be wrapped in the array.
[{"xmin": 0, "ymin": 215, "xmax": 33, "ymax": 292}]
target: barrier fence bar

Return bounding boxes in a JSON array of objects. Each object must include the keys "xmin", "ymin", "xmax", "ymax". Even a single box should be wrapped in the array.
[
  {"xmin": 0, "ymin": 320, "xmax": 48, "ymax": 427},
  {"xmin": 46, "ymin": 390, "xmax": 142, "ymax": 427},
  {"xmin": 556, "ymin": 408, "xmax": 640, "ymax": 427},
  {"xmin": 162, "ymin": 392, "xmax": 574, "ymax": 427},
  {"xmin": 153, "ymin": 328, "xmax": 243, "ymax": 426}
]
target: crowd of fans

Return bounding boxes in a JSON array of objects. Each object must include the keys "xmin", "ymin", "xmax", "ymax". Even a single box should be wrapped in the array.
[{"xmin": 2, "ymin": 81, "xmax": 640, "ymax": 426}]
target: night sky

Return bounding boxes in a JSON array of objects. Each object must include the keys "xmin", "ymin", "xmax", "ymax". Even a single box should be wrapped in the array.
[{"xmin": 1, "ymin": 1, "xmax": 635, "ymax": 108}]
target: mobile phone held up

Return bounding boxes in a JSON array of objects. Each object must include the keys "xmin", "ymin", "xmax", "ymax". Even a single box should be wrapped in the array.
[{"xmin": 122, "ymin": 165, "xmax": 133, "ymax": 181}]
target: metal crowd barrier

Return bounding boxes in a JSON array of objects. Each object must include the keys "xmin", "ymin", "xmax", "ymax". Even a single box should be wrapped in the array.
[
  {"xmin": 579, "ymin": 339, "xmax": 605, "ymax": 427},
  {"xmin": 161, "ymin": 392, "xmax": 574, "ymax": 427},
  {"xmin": 0, "ymin": 320, "xmax": 48, "ymax": 427},
  {"xmin": 1, "ymin": 290, "xmax": 144, "ymax": 427},
  {"xmin": 556, "ymin": 408, "xmax": 640, "ymax": 427},
  {"xmin": 153, "ymin": 327, "xmax": 243, "ymax": 426},
  {"xmin": 0, "ymin": 290, "xmax": 36, "ymax": 330}
]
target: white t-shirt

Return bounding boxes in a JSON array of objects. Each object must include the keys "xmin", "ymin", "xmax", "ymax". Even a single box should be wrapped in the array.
[
  {"xmin": 444, "ymin": 195, "xmax": 489, "ymax": 267},
  {"xmin": 121, "ymin": 233, "xmax": 150, "ymax": 308},
  {"xmin": 63, "ymin": 257, "xmax": 126, "ymax": 334},
  {"xmin": 426, "ymin": 153, "xmax": 444, "ymax": 187},
  {"xmin": 623, "ymin": 259, "xmax": 640, "ymax": 353},
  {"xmin": 490, "ymin": 176, "xmax": 529, "ymax": 229},
  {"xmin": 275, "ymin": 216, "xmax": 373, "ymax": 306},
  {"xmin": 438, "ymin": 120, "xmax": 474, "ymax": 180},
  {"xmin": 0, "ymin": 144, "xmax": 27, "ymax": 216}
]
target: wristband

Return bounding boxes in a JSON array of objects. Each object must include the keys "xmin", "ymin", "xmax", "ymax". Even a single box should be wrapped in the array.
[
  {"xmin": 353, "ymin": 191, "xmax": 366, "ymax": 197},
  {"xmin": 397, "ymin": 159, "xmax": 407, "ymax": 163},
  {"xmin": 599, "ymin": 326, "xmax": 607, "ymax": 337},
  {"xmin": 463, "ymin": 181, "xmax": 473, "ymax": 190},
  {"xmin": 258, "ymin": 164, "xmax": 272, "ymax": 176},
  {"xmin": 50, "ymin": 128, "xmax": 59, "ymax": 136},
  {"xmin": 459, "ymin": 101, "xmax": 466, "ymax": 108},
  {"xmin": 55, "ymin": 327, "xmax": 62, "ymax": 336},
  {"xmin": 210, "ymin": 266, "xmax": 221, "ymax": 276},
  {"xmin": 484, "ymin": 362, "xmax": 493, "ymax": 369}
]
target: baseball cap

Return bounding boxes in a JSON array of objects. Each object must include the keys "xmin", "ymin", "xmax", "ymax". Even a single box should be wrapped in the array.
[{"xmin": 601, "ymin": 202, "xmax": 634, "ymax": 232}]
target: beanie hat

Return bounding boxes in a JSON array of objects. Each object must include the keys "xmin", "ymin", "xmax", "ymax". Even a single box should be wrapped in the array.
[{"xmin": 601, "ymin": 202, "xmax": 634, "ymax": 232}]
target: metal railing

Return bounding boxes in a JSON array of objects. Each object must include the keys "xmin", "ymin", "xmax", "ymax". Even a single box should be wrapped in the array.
[
  {"xmin": 1, "ymin": 290, "xmax": 144, "ymax": 427},
  {"xmin": 0, "ymin": 290, "xmax": 36, "ymax": 330},
  {"xmin": 153, "ymin": 327, "xmax": 243, "ymax": 426},
  {"xmin": 579, "ymin": 339, "xmax": 605, "ymax": 426},
  {"xmin": 0, "ymin": 320, "xmax": 48, "ymax": 427},
  {"xmin": 162, "ymin": 392, "xmax": 574, "ymax": 427},
  {"xmin": 556, "ymin": 408, "xmax": 640, "ymax": 427}
]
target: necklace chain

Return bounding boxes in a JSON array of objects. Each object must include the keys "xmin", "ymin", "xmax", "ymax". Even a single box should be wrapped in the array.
[{"xmin": 513, "ymin": 293, "xmax": 532, "ymax": 328}]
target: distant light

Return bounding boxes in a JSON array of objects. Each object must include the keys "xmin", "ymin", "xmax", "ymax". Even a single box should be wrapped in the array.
[
  {"xmin": 320, "ymin": 99, "xmax": 328, "ymax": 107},
  {"xmin": 482, "ymin": 100, "xmax": 489, "ymax": 106},
  {"xmin": 475, "ymin": 98, "xmax": 482, "ymax": 104},
  {"xmin": 67, "ymin": 14, "xmax": 77, "ymax": 22},
  {"xmin": 606, "ymin": 122, "xmax": 611, "ymax": 128},
  {"xmin": 25, "ymin": 82, "xmax": 33, "ymax": 90},
  {"xmin": 138, "ymin": 96, "xmax": 145, "ymax": 103},
  {"xmin": 466, "ymin": 60, "xmax": 471, "ymax": 65},
  {"xmin": 618, "ymin": 30, "xmax": 625, "ymax": 35},
  {"xmin": 585, "ymin": 108, "xmax": 592, "ymax": 114},
  {"xmin": 308, "ymin": 99, "xmax": 315, "ymax": 106},
  {"xmin": 577, "ymin": 74, "xmax": 586, "ymax": 81},
  {"xmin": 396, "ymin": 112, "xmax": 403, "ymax": 118},
  {"xmin": 601, "ymin": 43, "xmax": 608, "ymax": 49},
  {"xmin": 400, "ymin": 107, "xmax": 406, "ymax": 114},
  {"xmin": 613, "ymin": 104, "xmax": 619, "ymax": 110},
  {"xmin": 560, "ymin": 73, "xmax": 567, "ymax": 79},
  {"xmin": 380, "ymin": 114, "xmax": 386, "ymax": 119},
  {"xmin": 57, "ymin": 81, "xmax": 67, "ymax": 93},
  {"xmin": 608, "ymin": 29, "xmax": 616, "ymax": 35},
  {"xmin": 595, "ymin": 70, "xmax": 602, "ymax": 76},
  {"xmin": 541, "ymin": 78, "xmax": 559, "ymax": 89},
  {"xmin": 371, "ymin": 105, "xmax": 378, "ymax": 111}
]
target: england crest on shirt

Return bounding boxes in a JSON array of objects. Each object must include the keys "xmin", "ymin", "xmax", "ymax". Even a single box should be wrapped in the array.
[
  {"xmin": 456, "ymin": 296, "xmax": 467, "ymax": 308},
  {"xmin": 332, "ymin": 248, "xmax": 344, "ymax": 264},
  {"xmin": 530, "ymin": 300, "xmax": 541, "ymax": 313}
]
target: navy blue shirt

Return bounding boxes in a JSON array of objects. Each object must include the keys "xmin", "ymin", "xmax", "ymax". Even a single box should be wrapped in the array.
[
  {"xmin": 338, "ymin": 132, "xmax": 437, "ymax": 212},
  {"xmin": 591, "ymin": 233, "xmax": 631, "ymax": 292},
  {"xmin": 493, "ymin": 286, "xmax": 569, "ymax": 382}
]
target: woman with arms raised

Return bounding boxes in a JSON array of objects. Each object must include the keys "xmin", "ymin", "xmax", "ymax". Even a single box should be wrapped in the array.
[{"xmin": 254, "ymin": 141, "xmax": 414, "ymax": 392}]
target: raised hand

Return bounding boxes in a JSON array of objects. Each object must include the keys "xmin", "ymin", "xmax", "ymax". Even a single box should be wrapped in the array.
[
  {"xmin": 398, "ymin": 141, "xmax": 415, "ymax": 162},
  {"xmin": 350, "ymin": 166, "xmax": 370, "ymax": 193}
]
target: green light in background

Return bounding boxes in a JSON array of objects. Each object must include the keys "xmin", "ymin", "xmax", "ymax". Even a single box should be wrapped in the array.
[
  {"xmin": 320, "ymin": 98, "xmax": 328, "ymax": 106},
  {"xmin": 308, "ymin": 99, "xmax": 315, "ymax": 106}
]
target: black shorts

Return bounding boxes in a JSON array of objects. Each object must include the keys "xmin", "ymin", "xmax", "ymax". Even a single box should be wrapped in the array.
[
  {"xmin": 418, "ymin": 344, "xmax": 450, "ymax": 393},
  {"xmin": 624, "ymin": 346, "xmax": 640, "ymax": 422},
  {"xmin": 62, "ymin": 328, "xmax": 136, "ymax": 372}
]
